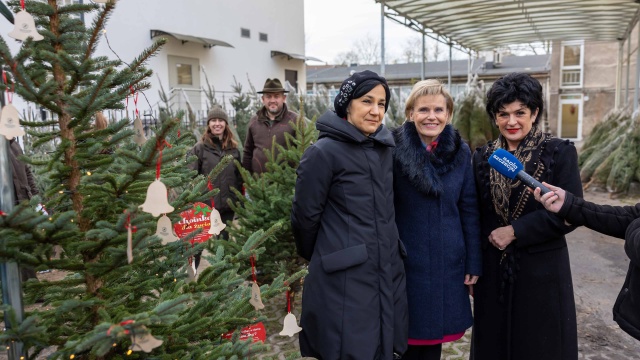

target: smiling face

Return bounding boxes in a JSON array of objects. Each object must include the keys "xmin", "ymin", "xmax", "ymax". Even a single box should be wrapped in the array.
[
  {"xmin": 410, "ymin": 94, "xmax": 451, "ymax": 144},
  {"xmin": 261, "ymin": 92, "xmax": 286, "ymax": 118},
  {"xmin": 346, "ymin": 84, "xmax": 387, "ymax": 137},
  {"xmin": 495, "ymin": 100, "xmax": 539, "ymax": 150},
  {"xmin": 207, "ymin": 118, "xmax": 227, "ymax": 138}
]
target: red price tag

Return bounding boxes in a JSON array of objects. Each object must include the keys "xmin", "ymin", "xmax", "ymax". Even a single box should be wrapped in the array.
[{"xmin": 221, "ymin": 322, "xmax": 266, "ymax": 343}]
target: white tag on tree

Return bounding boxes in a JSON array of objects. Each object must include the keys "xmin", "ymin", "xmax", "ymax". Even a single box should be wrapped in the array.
[
  {"xmin": 133, "ymin": 117, "xmax": 147, "ymax": 146},
  {"xmin": 208, "ymin": 207, "xmax": 226, "ymax": 235},
  {"xmin": 130, "ymin": 326, "xmax": 163, "ymax": 353},
  {"xmin": 139, "ymin": 179, "xmax": 174, "ymax": 217},
  {"xmin": 186, "ymin": 259, "xmax": 196, "ymax": 282},
  {"xmin": 126, "ymin": 225, "xmax": 133, "ymax": 264},
  {"xmin": 279, "ymin": 312, "xmax": 302, "ymax": 337},
  {"xmin": 249, "ymin": 282, "xmax": 265, "ymax": 310},
  {"xmin": 8, "ymin": 10, "xmax": 44, "ymax": 41},
  {"xmin": 0, "ymin": 104, "xmax": 24, "ymax": 139},
  {"xmin": 155, "ymin": 215, "xmax": 178, "ymax": 244}
]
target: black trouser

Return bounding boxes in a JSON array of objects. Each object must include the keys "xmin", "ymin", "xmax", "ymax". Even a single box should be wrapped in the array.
[
  {"xmin": 194, "ymin": 210, "xmax": 234, "ymax": 269},
  {"xmin": 402, "ymin": 344, "xmax": 442, "ymax": 360}
]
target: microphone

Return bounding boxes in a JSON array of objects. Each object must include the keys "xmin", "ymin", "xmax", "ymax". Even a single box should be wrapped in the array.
[{"xmin": 488, "ymin": 148, "xmax": 551, "ymax": 195}]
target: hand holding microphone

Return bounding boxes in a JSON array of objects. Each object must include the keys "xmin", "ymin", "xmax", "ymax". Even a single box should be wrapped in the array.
[{"xmin": 488, "ymin": 148, "xmax": 551, "ymax": 195}]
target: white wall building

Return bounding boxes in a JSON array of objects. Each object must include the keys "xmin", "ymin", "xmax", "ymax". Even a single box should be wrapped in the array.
[{"xmin": 3, "ymin": 0, "xmax": 308, "ymax": 119}]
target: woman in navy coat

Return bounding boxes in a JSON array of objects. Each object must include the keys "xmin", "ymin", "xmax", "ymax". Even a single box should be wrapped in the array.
[
  {"xmin": 393, "ymin": 79, "xmax": 482, "ymax": 359},
  {"xmin": 291, "ymin": 70, "xmax": 408, "ymax": 359}
]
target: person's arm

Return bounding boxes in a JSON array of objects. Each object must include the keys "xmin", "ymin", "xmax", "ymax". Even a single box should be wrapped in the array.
[
  {"xmin": 458, "ymin": 148, "xmax": 482, "ymax": 277},
  {"xmin": 242, "ymin": 122, "xmax": 255, "ymax": 173},
  {"xmin": 187, "ymin": 145, "xmax": 200, "ymax": 174},
  {"xmin": 510, "ymin": 142, "xmax": 583, "ymax": 248},
  {"xmin": 290, "ymin": 144, "xmax": 332, "ymax": 261},
  {"xmin": 625, "ymin": 218, "xmax": 640, "ymax": 265}
]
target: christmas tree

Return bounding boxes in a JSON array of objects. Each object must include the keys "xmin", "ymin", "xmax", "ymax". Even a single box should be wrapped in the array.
[
  {"xmin": 452, "ymin": 75, "xmax": 499, "ymax": 150},
  {"xmin": 0, "ymin": 1, "xmax": 291, "ymax": 358},
  {"xmin": 228, "ymin": 108, "xmax": 316, "ymax": 290}
]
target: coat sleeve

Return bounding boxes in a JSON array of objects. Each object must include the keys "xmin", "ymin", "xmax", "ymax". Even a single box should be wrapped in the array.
[
  {"xmin": 511, "ymin": 142, "xmax": 583, "ymax": 248},
  {"xmin": 625, "ymin": 218, "xmax": 640, "ymax": 265},
  {"xmin": 187, "ymin": 145, "xmax": 200, "ymax": 174},
  {"xmin": 558, "ymin": 192, "xmax": 640, "ymax": 240},
  {"xmin": 459, "ymin": 148, "xmax": 482, "ymax": 276},
  {"xmin": 242, "ymin": 122, "xmax": 255, "ymax": 173},
  {"xmin": 291, "ymin": 144, "xmax": 332, "ymax": 261}
]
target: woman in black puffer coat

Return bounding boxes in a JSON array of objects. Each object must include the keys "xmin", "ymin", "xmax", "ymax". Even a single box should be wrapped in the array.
[
  {"xmin": 292, "ymin": 70, "xmax": 408, "ymax": 359},
  {"xmin": 535, "ymin": 183, "xmax": 640, "ymax": 341}
]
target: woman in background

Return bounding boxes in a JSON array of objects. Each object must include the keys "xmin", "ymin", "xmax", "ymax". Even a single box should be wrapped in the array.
[{"xmin": 189, "ymin": 105, "xmax": 242, "ymax": 269}]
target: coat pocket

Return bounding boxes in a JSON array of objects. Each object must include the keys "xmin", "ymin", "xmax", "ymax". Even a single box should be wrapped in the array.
[{"xmin": 321, "ymin": 244, "xmax": 368, "ymax": 273}]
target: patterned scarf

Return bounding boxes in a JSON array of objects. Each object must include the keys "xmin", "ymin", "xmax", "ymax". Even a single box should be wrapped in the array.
[{"xmin": 488, "ymin": 125, "xmax": 548, "ymax": 226}]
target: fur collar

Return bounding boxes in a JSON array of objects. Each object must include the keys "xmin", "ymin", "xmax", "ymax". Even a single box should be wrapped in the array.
[{"xmin": 393, "ymin": 122, "xmax": 465, "ymax": 196}]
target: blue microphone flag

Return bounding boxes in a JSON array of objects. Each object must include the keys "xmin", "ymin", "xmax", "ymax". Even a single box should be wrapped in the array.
[{"xmin": 488, "ymin": 148, "xmax": 523, "ymax": 179}]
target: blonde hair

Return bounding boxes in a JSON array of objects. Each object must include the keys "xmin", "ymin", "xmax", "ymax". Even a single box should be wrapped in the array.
[{"xmin": 404, "ymin": 79, "xmax": 454, "ymax": 123}]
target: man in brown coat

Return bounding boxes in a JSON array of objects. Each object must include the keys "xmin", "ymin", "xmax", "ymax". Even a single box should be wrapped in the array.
[{"xmin": 242, "ymin": 78, "xmax": 299, "ymax": 174}]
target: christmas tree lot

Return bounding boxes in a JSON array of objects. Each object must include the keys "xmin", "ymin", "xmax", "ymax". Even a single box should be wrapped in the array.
[
  {"xmin": 578, "ymin": 109, "xmax": 640, "ymax": 195},
  {"xmin": 452, "ymin": 75, "xmax": 499, "ymax": 150},
  {"xmin": 0, "ymin": 1, "xmax": 301, "ymax": 359}
]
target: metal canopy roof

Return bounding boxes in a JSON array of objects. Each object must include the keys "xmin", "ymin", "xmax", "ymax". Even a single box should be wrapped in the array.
[
  {"xmin": 380, "ymin": 0, "xmax": 640, "ymax": 51},
  {"xmin": 150, "ymin": 30, "xmax": 234, "ymax": 49}
]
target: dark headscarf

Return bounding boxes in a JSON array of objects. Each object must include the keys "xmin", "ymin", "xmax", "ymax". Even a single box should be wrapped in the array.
[{"xmin": 334, "ymin": 70, "xmax": 390, "ymax": 118}]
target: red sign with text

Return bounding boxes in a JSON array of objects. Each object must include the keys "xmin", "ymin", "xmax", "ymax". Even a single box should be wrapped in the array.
[
  {"xmin": 221, "ymin": 322, "xmax": 267, "ymax": 343},
  {"xmin": 173, "ymin": 202, "xmax": 212, "ymax": 244}
]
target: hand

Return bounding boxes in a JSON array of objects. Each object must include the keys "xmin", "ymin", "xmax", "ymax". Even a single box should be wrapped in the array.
[
  {"xmin": 533, "ymin": 182, "xmax": 565, "ymax": 214},
  {"xmin": 465, "ymin": 274, "xmax": 479, "ymax": 296},
  {"xmin": 488, "ymin": 225, "xmax": 515, "ymax": 250}
]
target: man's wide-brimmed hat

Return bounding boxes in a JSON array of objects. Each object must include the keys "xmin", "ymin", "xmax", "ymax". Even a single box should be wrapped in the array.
[{"xmin": 258, "ymin": 78, "xmax": 289, "ymax": 94}]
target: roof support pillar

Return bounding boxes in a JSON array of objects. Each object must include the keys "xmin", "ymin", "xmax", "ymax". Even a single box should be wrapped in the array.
[
  {"xmin": 421, "ymin": 33, "xmax": 426, "ymax": 80},
  {"xmin": 468, "ymin": 52, "xmax": 472, "ymax": 83},
  {"xmin": 635, "ymin": 22, "xmax": 640, "ymax": 112},
  {"xmin": 616, "ymin": 40, "xmax": 623, "ymax": 110},
  {"xmin": 380, "ymin": 2, "xmax": 385, "ymax": 76},
  {"xmin": 448, "ymin": 43, "xmax": 452, "ymax": 89},
  {"xmin": 626, "ymin": 35, "xmax": 631, "ymax": 106}
]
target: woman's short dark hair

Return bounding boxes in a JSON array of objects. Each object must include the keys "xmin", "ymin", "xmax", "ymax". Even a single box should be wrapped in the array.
[{"xmin": 486, "ymin": 73, "xmax": 544, "ymax": 124}]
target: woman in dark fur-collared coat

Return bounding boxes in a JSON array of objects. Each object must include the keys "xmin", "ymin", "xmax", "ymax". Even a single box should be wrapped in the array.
[
  {"xmin": 470, "ymin": 73, "xmax": 583, "ymax": 360},
  {"xmin": 393, "ymin": 79, "xmax": 482, "ymax": 360}
]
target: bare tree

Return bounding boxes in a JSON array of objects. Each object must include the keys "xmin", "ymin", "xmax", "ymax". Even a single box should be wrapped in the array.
[{"xmin": 334, "ymin": 34, "xmax": 381, "ymax": 65}]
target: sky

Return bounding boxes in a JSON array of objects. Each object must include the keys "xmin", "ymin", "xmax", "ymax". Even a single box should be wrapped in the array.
[{"xmin": 304, "ymin": 0, "xmax": 466, "ymax": 65}]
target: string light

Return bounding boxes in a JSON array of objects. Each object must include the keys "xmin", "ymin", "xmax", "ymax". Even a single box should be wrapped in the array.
[
  {"xmin": 86, "ymin": 171, "xmax": 92, "ymax": 176},
  {"xmin": 112, "ymin": 343, "xmax": 117, "ymax": 347},
  {"xmin": 126, "ymin": 349, "xmax": 132, "ymax": 355},
  {"xmin": 70, "ymin": 355, "xmax": 75, "ymax": 359}
]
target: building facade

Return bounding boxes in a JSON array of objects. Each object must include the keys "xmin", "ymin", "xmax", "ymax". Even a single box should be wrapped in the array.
[{"xmin": 4, "ymin": 0, "xmax": 308, "ymax": 119}]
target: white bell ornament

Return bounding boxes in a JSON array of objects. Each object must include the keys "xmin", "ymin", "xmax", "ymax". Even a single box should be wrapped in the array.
[
  {"xmin": 139, "ymin": 179, "xmax": 174, "ymax": 217},
  {"xmin": 8, "ymin": 10, "xmax": 43, "ymax": 41},
  {"xmin": 208, "ymin": 207, "xmax": 226, "ymax": 235}
]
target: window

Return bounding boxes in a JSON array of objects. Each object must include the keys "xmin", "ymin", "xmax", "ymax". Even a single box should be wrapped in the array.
[
  {"xmin": 176, "ymin": 63, "xmax": 193, "ymax": 85},
  {"xmin": 560, "ymin": 41, "xmax": 584, "ymax": 88},
  {"xmin": 285, "ymin": 70, "xmax": 298, "ymax": 91},
  {"xmin": 241, "ymin": 28, "xmax": 250, "ymax": 39},
  {"xmin": 259, "ymin": 33, "xmax": 268, "ymax": 42}
]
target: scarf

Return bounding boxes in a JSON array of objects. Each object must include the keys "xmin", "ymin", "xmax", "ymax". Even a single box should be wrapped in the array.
[{"xmin": 487, "ymin": 125, "xmax": 548, "ymax": 226}]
